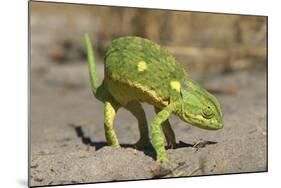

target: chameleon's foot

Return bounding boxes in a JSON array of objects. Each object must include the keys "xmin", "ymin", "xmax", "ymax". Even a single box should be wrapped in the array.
[
  {"xmin": 134, "ymin": 138, "xmax": 151, "ymax": 150},
  {"xmin": 110, "ymin": 143, "xmax": 121, "ymax": 148},
  {"xmin": 107, "ymin": 139, "xmax": 120, "ymax": 148},
  {"xmin": 158, "ymin": 160, "xmax": 173, "ymax": 170},
  {"xmin": 152, "ymin": 159, "xmax": 186, "ymax": 178},
  {"xmin": 151, "ymin": 159, "xmax": 174, "ymax": 178},
  {"xmin": 166, "ymin": 140, "xmax": 176, "ymax": 149}
]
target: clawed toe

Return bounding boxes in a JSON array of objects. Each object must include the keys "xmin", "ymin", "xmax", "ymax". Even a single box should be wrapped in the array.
[{"xmin": 166, "ymin": 141, "xmax": 176, "ymax": 149}]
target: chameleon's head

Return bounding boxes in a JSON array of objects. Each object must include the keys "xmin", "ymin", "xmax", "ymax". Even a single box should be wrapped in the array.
[{"xmin": 179, "ymin": 79, "xmax": 223, "ymax": 130}]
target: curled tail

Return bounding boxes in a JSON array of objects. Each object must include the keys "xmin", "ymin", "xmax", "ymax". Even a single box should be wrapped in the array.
[{"xmin": 84, "ymin": 33, "xmax": 99, "ymax": 96}]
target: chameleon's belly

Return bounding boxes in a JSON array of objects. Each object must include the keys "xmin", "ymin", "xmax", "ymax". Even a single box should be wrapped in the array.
[{"xmin": 105, "ymin": 77, "xmax": 169, "ymax": 108}]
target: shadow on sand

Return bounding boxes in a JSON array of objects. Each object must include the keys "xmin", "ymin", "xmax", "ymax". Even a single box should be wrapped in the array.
[{"xmin": 69, "ymin": 123, "xmax": 217, "ymax": 160}]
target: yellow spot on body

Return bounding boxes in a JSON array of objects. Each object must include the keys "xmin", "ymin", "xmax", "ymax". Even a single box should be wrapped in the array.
[
  {"xmin": 170, "ymin": 81, "xmax": 181, "ymax": 92},
  {"xmin": 137, "ymin": 61, "xmax": 147, "ymax": 72}
]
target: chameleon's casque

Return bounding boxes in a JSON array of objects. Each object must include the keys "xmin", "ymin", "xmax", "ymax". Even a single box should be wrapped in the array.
[{"xmin": 84, "ymin": 34, "xmax": 223, "ymax": 162}]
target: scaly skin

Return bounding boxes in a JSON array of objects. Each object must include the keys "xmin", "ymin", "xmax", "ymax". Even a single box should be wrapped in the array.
[
  {"xmin": 154, "ymin": 107, "xmax": 176, "ymax": 149},
  {"xmin": 84, "ymin": 34, "xmax": 223, "ymax": 163}
]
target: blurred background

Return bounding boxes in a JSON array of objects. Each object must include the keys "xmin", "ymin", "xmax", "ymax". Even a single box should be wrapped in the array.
[
  {"xmin": 30, "ymin": 2, "xmax": 267, "ymax": 186},
  {"xmin": 30, "ymin": 2, "xmax": 266, "ymax": 82}
]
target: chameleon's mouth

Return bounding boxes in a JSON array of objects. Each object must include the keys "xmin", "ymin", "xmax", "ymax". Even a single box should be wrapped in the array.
[
  {"xmin": 183, "ymin": 113, "xmax": 223, "ymax": 130},
  {"xmin": 196, "ymin": 122, "xmax": 223, "ymax": 130}
]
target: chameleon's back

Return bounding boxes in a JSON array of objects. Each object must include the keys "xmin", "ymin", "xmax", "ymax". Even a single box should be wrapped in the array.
[{"xmin": 104, "ymin": 36, "xmax": 186, "ymax": 107}]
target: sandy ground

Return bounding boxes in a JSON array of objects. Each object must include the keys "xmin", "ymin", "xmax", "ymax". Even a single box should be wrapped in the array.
[
  {"xmin": 30, "ymin": 61, "xmax": 267, "ymax": 186},
  {"xmin": 29, "ymin": 3, "xmax": 267, "ymax": 186}
]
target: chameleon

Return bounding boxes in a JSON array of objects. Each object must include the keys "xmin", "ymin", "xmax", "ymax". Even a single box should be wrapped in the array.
[{"xmin": 83, "ymin": 34, "xmax": 223, "ymax": 163}]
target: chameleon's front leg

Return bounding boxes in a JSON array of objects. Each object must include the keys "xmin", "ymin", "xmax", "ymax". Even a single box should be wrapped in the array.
[
  {"xmin": 104, "ymin": 101, "xmax": 120, "ymax": 147},
  {"xmin": 151, "ymin": 104, "xmax": 176, "ymax": 162},
  {"xmin": 154, "ymin": 107, "xmax": 176, "ymax": 149}
]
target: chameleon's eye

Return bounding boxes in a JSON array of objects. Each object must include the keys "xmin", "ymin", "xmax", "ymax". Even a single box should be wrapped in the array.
[{"xmin": 202, "ymin": 106, "xmax": 213, "ymax": 119}]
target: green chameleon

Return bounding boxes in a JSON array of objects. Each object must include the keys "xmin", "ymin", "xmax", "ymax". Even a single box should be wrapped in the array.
[{"xmin": 83, "ymin": 34, "xmax": 223, "ymax": 163}]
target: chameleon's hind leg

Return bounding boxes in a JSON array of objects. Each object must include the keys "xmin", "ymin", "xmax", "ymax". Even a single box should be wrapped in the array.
[
  {"xmin": 154, "ymin": 107, "xmax": 176, "ymax": 149},
  {"xmin": 104, "ymin": 100, "xmax": 121, "ymax": 147},
  {"xmin": 125, "ymin": 101, "xmax": 151, "ymax": 149}
]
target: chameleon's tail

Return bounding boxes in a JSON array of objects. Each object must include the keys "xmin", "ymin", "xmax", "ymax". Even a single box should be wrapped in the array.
[{"xmin": 84, "ymin": 33, "xmax": 99, "ymax": 96}]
